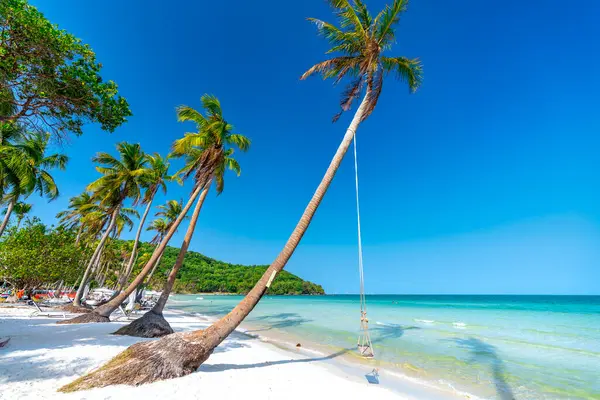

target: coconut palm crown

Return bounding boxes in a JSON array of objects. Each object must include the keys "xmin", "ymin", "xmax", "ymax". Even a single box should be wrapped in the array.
[
  {"xmin": 301, "ymin": 0, "xmax": 423, "ymax": 121},
  {"xmin": 87, "ymin": 142, "xmax": 148, "ymax": 209},
  {"xmin": 171, "ymin": 94, "xmax": 248, "ymax": 192}
]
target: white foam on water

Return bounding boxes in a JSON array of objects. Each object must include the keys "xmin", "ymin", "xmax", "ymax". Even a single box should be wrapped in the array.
[
  {"xmin": 376, "ymin": 321, "xmax": 403, "ymax": 327},
  {"xmin": 414, "ymin": 319, "xmax": 435, "ymax": 324}
]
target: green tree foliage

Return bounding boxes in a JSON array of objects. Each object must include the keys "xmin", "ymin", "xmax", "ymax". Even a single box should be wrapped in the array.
[
  {"xmin": 0, "ymin": 0, "xmax": 131, "ymax": 138},
  {"xmin": 126, "ymin": 241, "xmax": 325, "ymax": 295},
  {"xmin": 0, "ymin": 220, "xmax": 91, "ymax": 289}
]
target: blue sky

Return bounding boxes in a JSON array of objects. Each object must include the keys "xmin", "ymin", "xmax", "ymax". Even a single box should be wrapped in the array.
[{"xmin": 25, "ymin": 0, "xmax": 600, "ymax": 294}]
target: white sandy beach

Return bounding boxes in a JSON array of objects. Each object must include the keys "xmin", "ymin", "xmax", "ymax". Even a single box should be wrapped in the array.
[{"xmin": 0, "ymin": 305, "xmax": 469, "ymax": 400}]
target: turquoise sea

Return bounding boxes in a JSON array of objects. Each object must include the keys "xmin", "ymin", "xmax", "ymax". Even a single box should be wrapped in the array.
[{"xmin": 168, "ymin": 295, "xmax": 600, "ymax": 399}]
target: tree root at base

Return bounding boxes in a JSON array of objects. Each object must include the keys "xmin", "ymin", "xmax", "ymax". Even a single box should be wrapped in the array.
[
  {"xmin": 113, "ymin": 310, "xmax": 174, "ymax": 338},
  {"xmin": 58, "ymin": 331, "xmax": 213, "ymax": 392},
  {"xmin": 61, "ymin": 304, "xmax": 92, "ymax": 314},
  {"xmin": 57, "ymin": 312, "xmax": 110, "ymax": 324}
]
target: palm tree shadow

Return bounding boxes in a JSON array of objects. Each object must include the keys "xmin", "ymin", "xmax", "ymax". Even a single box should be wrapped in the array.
[
  {"xmin": 370, "ymin": 324, "xmax": 420, "ymax": 344},
  {"xmin": 453, "ymin": 337, "xmax": 516, "ymax": 400},
  {"xmin": 245, "ymin": 313, "xmax": 313, "ymax": 333},
  {"xmin": 198, "ymin": 347, "xmax": 353, "ymax": 373},
  {"xmin": 200, "ymin": 324, "xmax": 421, "ymax": 373}
]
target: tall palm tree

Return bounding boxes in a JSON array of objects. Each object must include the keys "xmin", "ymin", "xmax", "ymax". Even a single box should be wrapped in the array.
[
  {"xmin": 56, "ymin": 192, "xmax": 98, "ymax": 244},
  {"xmin": 12, "ymin": 202, "xmax": 32, "ymax": 229},
  {"xmin": 119, "ymin": 153, "xmax": 178, "ymax": 290},
  {"xmin": 61, "ymin": 94, "xmax": 249, "ymax": 328},
  {"xmin": 58, "ymin": 0, "xmax": 422, "ymax": 391},
  {"xmin": 71, "ymin": 142, "xmax": 147, "ymax": 308},
  {"xmin": 0, "ymin": 132, "xmax": 67, "ymax": 236}
]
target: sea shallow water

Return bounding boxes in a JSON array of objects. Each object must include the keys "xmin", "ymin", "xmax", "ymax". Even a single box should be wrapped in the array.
[{"xmin": 167, "ymin": 294, "xmax": 600, "ymax": 399}]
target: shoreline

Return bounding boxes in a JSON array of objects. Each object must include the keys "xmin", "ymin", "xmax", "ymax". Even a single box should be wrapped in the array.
[
  {"xmin": 0, "ymin": 304, "xmax": 468, "ymax": 399},
  {"xmin": 167, "ymin": 296, "xmax": 483, "ymax": 400},
  {"xmin": 166, "ymin": 305, "xmax": 477, "ymax": 400}
]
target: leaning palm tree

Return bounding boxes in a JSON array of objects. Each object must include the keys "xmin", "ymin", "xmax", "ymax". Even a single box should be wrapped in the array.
[
  {"xmin": 71, "ymin": 142, "xmax": 147, "ymax": 309},
  {"xmin": 118, "ymin": 153, "xmax": 178, "ymax": 291},
  {"xmin": 59, "ymin": 0, "xmax": 421, "ymax": 390},
  {"xmin": 61, "ymin": 94, "xmax": 249, "ymax": 328},
  {"xmin": 12, "ymin": 202, "xmax": 32, "ymax": 230},
  {"xmin": 115, "ymin": 148, "xmax": 242, "ymax": 337},
  {"xmin": 0, "ymin": 132, "xmax": 67, "ymax": 236},
  {"xmin": 145, "ymin": 200, "xmax": 185, "ymax": 282}
]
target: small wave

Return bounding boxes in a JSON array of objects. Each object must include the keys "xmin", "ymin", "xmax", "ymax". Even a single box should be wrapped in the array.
[
  {"xmin": 375, "ymin": 321, "xmax": 403, "ymax": 328},
  {"xmin": 196, "ymin": 297, "xmax": 204, "ymax": 300},
  {"xmin": 414, "ymin": 319, "xmax": 435, "ymax": 324},
  {"xmin": 452, "ymin": 322, "xmax": 467, "ymax": 329}
]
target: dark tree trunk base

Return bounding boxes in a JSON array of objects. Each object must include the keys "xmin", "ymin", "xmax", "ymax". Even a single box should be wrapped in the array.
[
  {"xmin": 57, "ymin": 312, "xmax": 110, "ymax": 324},
  {"xmin": 58, "ymin": 331, "xmax": 213, "ymax": 392},
  {"xmin": 113, "ymin": 310, "xmax": 174, "ymax": 338},
  {"xmin": 60, "ymin": 304, "xmax": 92, "ymax": 314}
]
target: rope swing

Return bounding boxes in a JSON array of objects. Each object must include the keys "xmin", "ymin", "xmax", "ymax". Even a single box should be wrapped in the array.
[{"xmin": 353, "ymin": 134, "xmax": 374, "ymax": 358}]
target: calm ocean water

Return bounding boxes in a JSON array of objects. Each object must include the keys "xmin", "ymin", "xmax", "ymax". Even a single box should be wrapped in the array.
[{"xmin": 168, "ymin": 294, "xmax": 600, "ymax": 399}]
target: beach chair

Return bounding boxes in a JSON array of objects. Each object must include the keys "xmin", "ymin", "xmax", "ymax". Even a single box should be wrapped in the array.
[
  {"xmin": 29, "ymin": 300, "xmax": 67, "ymax": 318},
  {"xmin": 113, "ymin": 305, "xmax": 137, "ymax": 321}
]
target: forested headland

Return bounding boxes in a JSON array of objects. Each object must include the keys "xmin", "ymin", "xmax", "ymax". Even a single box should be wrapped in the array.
[{"xmin": 0, "ymin": 221, "xmax": 325, "ymax": 295}]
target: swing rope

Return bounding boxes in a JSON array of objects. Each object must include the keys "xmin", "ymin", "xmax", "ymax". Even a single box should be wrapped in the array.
[{"xmin": 353, "ymin": 134, "xmax": 374, "ymax": 358}]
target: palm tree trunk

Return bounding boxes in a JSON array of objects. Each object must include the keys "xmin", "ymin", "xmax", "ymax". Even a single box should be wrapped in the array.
[
  {"xmin": 59, "ymin": 185, "xmax": 204, "ymax": 324},
  {"xmin": 0, "ymin": 197, "xmax": 16, "ymax": 237},
  {"xmin": 72, "ymin": 205, "xmax": 120, "ymax": 307},
  {"xmin": 154, "ymin": 186, "xmax": 208, "ymax": 313},
  {"xmin": 15, "ymin": 216, "xmax": 23, "ymax": 230},
  {"xmin": 120, "ymin": 192, "xmax": 155, "ymax": 288},
  {"xmin": 75, "ymin": 225, "xmax": 83, "ymax": 245},
  {"xmin": 59, "ymin": 93, "xmax": 371, "ymax": 390},
  {"xmin": 145, "ymin": 247, "xmax": 164, "ymax": 284},
  {"xmin": 113, "ymin": 186, "xmax": 210, "ymax": 337}
]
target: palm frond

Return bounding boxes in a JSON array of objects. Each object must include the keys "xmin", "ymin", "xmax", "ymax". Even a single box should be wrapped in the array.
[
  {"xmin": 201, "ymin": 94, "xmax": 223, "ymax": 118},
  {"xmin": 327, "ymin": 0, "xmax": 367, "ymax": 37},
  {"xmin": 227, "ymin": 134, "xmax": 251, "ymax": 152},
  {"xmin": 374, "ymin": 0, "xmax": 408, "ymax": 47},
  {"xmin": 176, "ymin": 105, "xmax": 207, "ymax": 129},
  {"xmin": 381, "ymin": 56, "xmax": 423, "ymax": 92},
  {"xmin": 301, "ymin": 57, "xmax": 356, "ymax": 80}
]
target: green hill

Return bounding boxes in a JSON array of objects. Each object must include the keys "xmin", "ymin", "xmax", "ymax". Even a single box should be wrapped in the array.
[{"xmin": 131, "ymin": 241, "xmax": 325, "ymax": 295}]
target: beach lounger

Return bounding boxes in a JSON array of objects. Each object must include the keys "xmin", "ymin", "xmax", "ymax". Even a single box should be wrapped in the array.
[
  {"xmin": 113, "ymin": 305, "xmax": 138, "ymax": 321},
  {"xmin": 28, "ymin": 301, "xmax": 67, "ymax": 318}
]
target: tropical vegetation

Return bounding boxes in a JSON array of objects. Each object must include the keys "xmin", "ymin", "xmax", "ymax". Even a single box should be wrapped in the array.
[
  {"xmin": 0, "ymin": 224, "xmax": 323, "ymax": 296},
  {"xmin": 0, "ymin": 0, "xmax": 131, "ymax": 139}
]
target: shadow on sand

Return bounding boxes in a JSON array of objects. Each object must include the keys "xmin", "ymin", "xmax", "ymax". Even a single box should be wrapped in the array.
[
  {"xmin": 453, "ymin": 337, "xmax": 516, "ymax": 400},
  {"xmin": 245, "ymin": 312, "xmax": 313, "ymax": 333},
  {"xmin": 201, "ymin": 324, "xmax": 421, "ymax": 373}
]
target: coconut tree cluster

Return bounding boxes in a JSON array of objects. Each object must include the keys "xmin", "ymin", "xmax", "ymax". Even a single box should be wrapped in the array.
[{"xmin": 2, "ymin": 0, "xmax": 422, "ymax": 392}]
